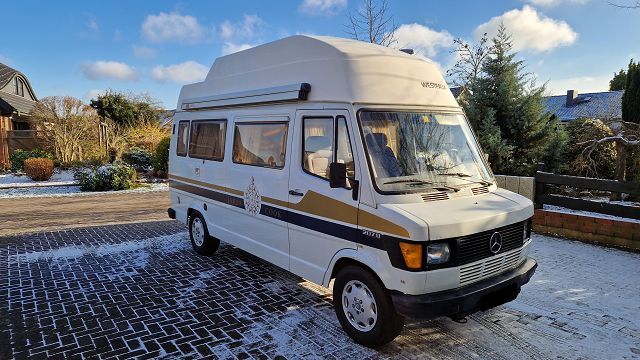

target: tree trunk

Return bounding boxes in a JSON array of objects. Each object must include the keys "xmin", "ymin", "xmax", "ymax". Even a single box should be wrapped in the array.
[{"xmin": 610, "ymin": 141, "xmax": 627, "ymax": 201}]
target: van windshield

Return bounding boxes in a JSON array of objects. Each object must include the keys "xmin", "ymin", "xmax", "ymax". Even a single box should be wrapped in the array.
[{"xmin": 360, "ymin": 111, "xmax": 493, "ymax": 193}]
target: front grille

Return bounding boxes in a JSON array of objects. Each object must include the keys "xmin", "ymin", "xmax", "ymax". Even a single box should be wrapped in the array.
[
  {"xmin": 457, "ymin": 221, "xmax": 525, "ymax": 265},
  {"xmin": 421, "ymin": 192, "xmax": 449, "ymax": 202},
  {"xmin": 459, "ymin": 248, "xmax": 523, "ymax": 286}
]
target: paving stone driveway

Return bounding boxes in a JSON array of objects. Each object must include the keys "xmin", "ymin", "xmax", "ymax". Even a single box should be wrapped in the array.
[{"xmin": 2, "ymin": 221, "xmax": 639, "ymax": 359}]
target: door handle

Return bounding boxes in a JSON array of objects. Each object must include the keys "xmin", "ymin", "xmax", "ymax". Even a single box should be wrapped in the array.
[{"xmin": 289, "ymin": 190, "xmax": 304, "ymax": 196}]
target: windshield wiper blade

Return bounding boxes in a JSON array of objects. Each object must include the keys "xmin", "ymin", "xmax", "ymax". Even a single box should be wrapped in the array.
[
  {"xmin": 438, "ymin": 172, "xmax": 493, "ymax": 186},
  {"xmin": 383, "ymin": 179, "xmax": 433, "ymax": 185}
]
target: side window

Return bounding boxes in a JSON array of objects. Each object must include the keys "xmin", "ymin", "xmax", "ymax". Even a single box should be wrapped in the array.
[
  {"xmin": 188, "ymin": 120, "xmax": 226, "ymax": 161},
  {"xmin": 303, "ymin": 118, "xmax": 334, "ymax": 179},
  {"xmin": 176, "ymin": 121, "xmax": 189, "ymax": 156},
  {"xmin": 232, "ymin": 122, "xmax": 288, "ymax": 168},
  {"xmin": 336, "ymin": 116, "xmax": 355, "ymax": 178},
  {"xmin": 302, "ymin": 116, "xmax": 355, "ymax": 180}
]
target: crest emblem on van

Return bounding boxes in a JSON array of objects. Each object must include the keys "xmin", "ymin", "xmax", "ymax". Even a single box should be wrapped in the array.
[{"xmin": 244, "ymin": 177, "xmax": 262, "ymax": 216}]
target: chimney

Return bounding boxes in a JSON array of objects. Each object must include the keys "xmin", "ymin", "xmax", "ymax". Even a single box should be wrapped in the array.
[{"xmin": 566, "ymin": 90, "xmax": 578, "ymax": 107}]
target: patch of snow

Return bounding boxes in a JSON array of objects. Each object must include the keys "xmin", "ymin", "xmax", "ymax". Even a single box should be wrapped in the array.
[
  {"xmin": 0, "ymin": 169, "xmax": 76, "ymax": 186},
  {"xmin": 0, "ymin": 183, "xmax": 168, "ymax": 199},
  {"xmin": 543, "ymin": 204, "xmax": 640, "ymax": 223},
  {"xmin": 9, "ymin": 232, "xmax": 188, "ymax": 264}
]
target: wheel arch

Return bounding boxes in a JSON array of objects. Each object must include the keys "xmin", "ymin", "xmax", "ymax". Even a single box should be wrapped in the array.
[{"xmin": 322, "ymin": 249, "xmax": 390, "ymax": 289}]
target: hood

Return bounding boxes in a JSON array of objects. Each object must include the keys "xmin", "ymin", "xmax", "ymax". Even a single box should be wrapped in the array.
[{"xmin": 392, "ymin": 188, "xmax": 533, "ymax": 240}]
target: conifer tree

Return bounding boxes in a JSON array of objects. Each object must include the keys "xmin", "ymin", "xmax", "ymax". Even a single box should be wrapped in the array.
[{"xmin": 464, "ymin": 24, "xmax": 566, "ymax": 175}]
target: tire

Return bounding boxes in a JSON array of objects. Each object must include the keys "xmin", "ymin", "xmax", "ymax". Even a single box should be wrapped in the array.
[
  {"xmin": 188, "ymin": 211, "xmax": 220, "ymax": 256},
  {"xmin": 333, "ymin": 265, "xmax": 405, "ymax": 347}
]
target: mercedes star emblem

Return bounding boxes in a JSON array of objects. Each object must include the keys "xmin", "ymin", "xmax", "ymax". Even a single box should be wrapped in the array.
[{"xmin": 489, "ymin": 232, "xmax": 503, "ymax": 254}]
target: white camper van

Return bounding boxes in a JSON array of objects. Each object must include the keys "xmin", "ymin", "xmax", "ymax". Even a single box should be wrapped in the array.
[{"xmin": 167, "ymin": 35, "xmax": 536, "ymax": 347}]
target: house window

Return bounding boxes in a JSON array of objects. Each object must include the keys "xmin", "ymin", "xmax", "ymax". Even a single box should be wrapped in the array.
[
  {"xmin": 14, "ymin": 78, "xmax": 24, "ymax": 97},
  {"xmin": 232, "ymin": 122, "xmax": 288, "ymax": 168},
  {"xmin": 176, "ymin": 121, "xmax": 189, "ymax": 156},
  {"xmin": 188, "ymin": 120, "xmax": 226, "ymax": 161}
]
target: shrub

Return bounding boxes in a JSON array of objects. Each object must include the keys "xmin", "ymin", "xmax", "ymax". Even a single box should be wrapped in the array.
[
  {"xmin": 153, "ymin": 136, "xmax": 170, "ymax": 177},
  {"xmin": 74, "ymin": 161, "xmax": 137, "ymax": 191},
  {"xmin": 10, "ymin": 149, "xmax": 54, "ymax": 172},
  {"xmin": 122, "ymin": 147, "xmax": 153, "ymax": 170},
  {"xmin": 24, "ymin": 158, "xmax": 55, "ymax": 181}
]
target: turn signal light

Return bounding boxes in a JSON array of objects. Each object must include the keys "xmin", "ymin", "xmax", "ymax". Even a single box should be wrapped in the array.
[{"xmin": 399, "ymin": 242, "xmax": 423, "ymax": 270}]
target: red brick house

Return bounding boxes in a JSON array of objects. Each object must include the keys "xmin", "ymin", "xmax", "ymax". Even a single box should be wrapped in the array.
[{"xmin": 0, "ymin": 62, "xmax": 38, "ymax": 168}]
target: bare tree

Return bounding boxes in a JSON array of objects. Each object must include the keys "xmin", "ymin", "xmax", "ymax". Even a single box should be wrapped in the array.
[
  {"xmin": 446, "ymin": 33, "xmax": 492, "ymax": 89},
  {"xmin": 32, "ymin": 96, "xmax": 100, "ymax": 164},
  {"xmin": 346, "ymin": 0, "xmax": 397, "ymax": 47}
]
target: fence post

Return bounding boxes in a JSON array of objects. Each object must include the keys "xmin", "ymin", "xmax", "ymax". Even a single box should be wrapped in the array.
[{"xmin": 534, "ymin": 163, "xmax": 545, "ymax": 209}]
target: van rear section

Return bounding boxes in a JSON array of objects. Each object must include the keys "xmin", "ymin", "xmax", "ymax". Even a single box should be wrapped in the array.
[{"xmin": 167, "ymin": 35, "xmax": 537, "ymax": 348}]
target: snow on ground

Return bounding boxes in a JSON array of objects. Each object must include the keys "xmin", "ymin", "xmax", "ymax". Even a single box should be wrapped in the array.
[
  {"xmin": 544, "ymin": 204, "xmax": 640, "ymax": 223},
  {"xmin": 0, "ymin": 169, "xmax": 76, "ymax": 187},
  {"xmin": 0, "ymin": 183, "xmax": 168, "ymax": 199}
]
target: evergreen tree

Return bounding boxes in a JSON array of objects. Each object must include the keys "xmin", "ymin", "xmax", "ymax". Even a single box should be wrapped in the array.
[
  {"xmin": 610, "ymin": 68, "xmax": 627, "ymax": 91},
  {"xmin": 622, "ymin": 60, "xmax": 640, "ymax": 123},
  {"xmin": 464, "ymin": 24, "xmax": 566, "ymax": 175}
]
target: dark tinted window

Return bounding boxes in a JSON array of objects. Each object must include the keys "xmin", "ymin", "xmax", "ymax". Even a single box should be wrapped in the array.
[{"xmin": 176, "ymin": 121, "xmax": 189, "ymax": 156}]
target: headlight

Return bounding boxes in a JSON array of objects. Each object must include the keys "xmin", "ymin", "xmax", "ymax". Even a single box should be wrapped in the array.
[{"xmin": 427, "ymin": 243, "xmax": 450, "ymax": 265}]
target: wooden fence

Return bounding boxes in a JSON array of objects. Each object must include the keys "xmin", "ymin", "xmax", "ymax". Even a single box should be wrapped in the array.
[{"xmin": 534, "ymin": 171, "xmax": 640, "ymax": 220}]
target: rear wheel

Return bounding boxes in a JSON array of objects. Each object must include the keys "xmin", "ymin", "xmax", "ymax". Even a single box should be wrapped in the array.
[
  {"xmin": 333, "ymin": 265, "xmax": 404, "ymax": 347},
  {"xmin": 189, "ymin": 211, "xmax": 220, "ymax": 255}
]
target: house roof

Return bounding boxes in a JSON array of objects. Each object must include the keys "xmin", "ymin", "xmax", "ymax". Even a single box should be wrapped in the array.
[
  {"xmin": 450, "ymin": 86, "xmax": 464, "ymax": 98},
  {"xmin": 178, "ymin": 35, "xmax": 457, "ymax": 110},
  {"xmin": 0, "ymin": 62, "xmax": 38, "ymax": 115},
  {"xmin": 0, "ymin": 63, "xmax": 18, "ymax": 89},
  {"xmin": 0, "ymin": 92, "xmax": 37, "ymax": 114},
  {"xmin": 543, "ymin": 91, "xmax": 623, "ymax": 122}
]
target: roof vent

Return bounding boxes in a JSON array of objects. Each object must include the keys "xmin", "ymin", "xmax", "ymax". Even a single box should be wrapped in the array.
[{"xmin": 399, "ymin": 48, "xmax": 414, "ymax": 55}]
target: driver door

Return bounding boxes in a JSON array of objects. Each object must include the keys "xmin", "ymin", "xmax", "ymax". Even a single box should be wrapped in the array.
[{"xmin": 288, "ymin": 109, "xmax": 360, "ymax": 283}]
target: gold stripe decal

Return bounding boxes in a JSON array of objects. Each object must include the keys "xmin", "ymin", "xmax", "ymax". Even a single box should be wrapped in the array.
[{"xmin": 168, "ymin": 174, "xmax": 409, "ymax": 238}]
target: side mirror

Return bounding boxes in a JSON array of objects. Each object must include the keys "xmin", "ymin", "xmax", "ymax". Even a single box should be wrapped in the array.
[{"xmin": 329, "ymin": 162, "xmax": 348, "ymax": 188}]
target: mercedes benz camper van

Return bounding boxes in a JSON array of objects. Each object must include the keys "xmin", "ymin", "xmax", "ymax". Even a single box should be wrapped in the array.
[{"xmin": 167, "ymin": 35, "xmax": 537, "ymax": 347}]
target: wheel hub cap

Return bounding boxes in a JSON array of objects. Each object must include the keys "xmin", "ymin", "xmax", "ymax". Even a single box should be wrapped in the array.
[
  {"xmin": 192, "ymin": 218, "xmax": 205, "ymax": 247},
  {"xmin": 342, "ymin": 280, "xmax": 377, "ymax": 332}
]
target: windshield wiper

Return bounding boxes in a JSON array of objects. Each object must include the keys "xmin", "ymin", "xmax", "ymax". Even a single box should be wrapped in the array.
[
  {"xmin": 383, "ymin": 179, "xmax": 433, "ymax": 185},
  {"xmin": 438, "ymin": 172, "xmax": 493, "ymax": 186}
]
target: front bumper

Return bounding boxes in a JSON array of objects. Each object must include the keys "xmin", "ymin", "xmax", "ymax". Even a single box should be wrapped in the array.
[{"xmin": 391, "ymin": 257, "xmax": 537, "ymax": 319}]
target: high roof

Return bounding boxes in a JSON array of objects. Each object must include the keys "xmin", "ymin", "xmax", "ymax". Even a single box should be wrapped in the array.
[
  {"xmin": 178, "ymin": 35, "xmax": 458, "ymax": 110},
  {"xmin": 0, "ymin": 62, "xmax": 38, "ymax": 115},
  {"xmin": 543, "ymin": 91, "xmax": 623, "ymax": 122}
]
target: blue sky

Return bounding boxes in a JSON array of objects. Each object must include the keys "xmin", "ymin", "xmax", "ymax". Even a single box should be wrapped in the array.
[{"xmin": 1, "ymin": 0, "xmax": 638, "ymax": 108}]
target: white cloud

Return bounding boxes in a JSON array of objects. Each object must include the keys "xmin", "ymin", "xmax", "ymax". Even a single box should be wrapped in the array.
[
  {"xmin": 546, "ymin": 74, "xmax": 611, "ymax": 95},
  {"xmin": 142, "ymin": 12, "xmax": 205, "ymax": 44},
  {"xmin": 87, "ymin": 18, "xmax": 99, "ymax": 33},
  {"xmin": 475, "ymin": 6, "xmax": 578, "ymax": 52},
  {"xmin": 84, "ymin": 89, "xmax": 106, "ymax": 101},
  {"xmin": 221, "ymin": 43, "xmax": 254, "ymax": 55},
  {"xmin": 219, "ymin": 14, "xmax": 264, "ymax": 41},
  {"xmin": 80, "ymin": 61, "xmax": 138, "ymax": 81},
  {"xmin": 152, "ymin": 61, "xmax": 208, "ymax": 84},
  {"xmin": 132, "ymin": 45, "xmax": 157, "ymax": 59},
  {"xmin": 526, "ymin": 0, "xmax": 588, "ymax": 7},
  {"xmin": 393, "ymin": 23, "xmax": 454, "ymax": 58},
  {"xmin": 298, "ymin": 0, "xmax": 347, "ymax": 16}
]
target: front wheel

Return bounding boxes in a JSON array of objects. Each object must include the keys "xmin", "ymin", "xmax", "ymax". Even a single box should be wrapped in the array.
[
  {"xmin": 333, "ymin": 265, "xmax": 404, "ymax": 347},
  {"xmin": 189, "ymin": 211, "xmax": 220, "ymax": 256}
]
